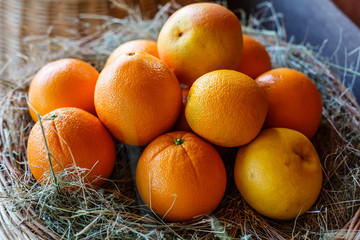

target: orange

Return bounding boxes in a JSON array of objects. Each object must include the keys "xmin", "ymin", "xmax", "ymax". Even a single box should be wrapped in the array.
[
  {"xmin": 157, "ymin": 3, "xmax": 243, "ymax": 86},
  {"xmin": 185, "ymin": 70, "xmax": 268, "ymax": 147},
  {"xmin": 27, "ymin": 107, "xmax": 116, "ymax": 187},
  {"xmin": 234, "ymin": 128, "xmax": 323, "ymax": 220},
  {"xmin": 236, "ymin": 35, "xmax": 272, "ymax": 79},
  {"xmin": 172, "ymin": 87, "xmax": 192, "ymax": 132},
  {"xmin": 136, "ymin": 131, "xmax": 227, "ymax": 222},
  {"xmin": 94, "ymin": 52, "xmax": 182, "ymax": 146},
  {"xmin": 28, "ymin": 58, "xmax": 99, "ymax": 122},
  {"xmin": 255, "ymin": 68, "xmax": 322, "ymax": 139},
  {"xmin": 105, "ymin": 39, "xmax": 159, "ymax": 67}
]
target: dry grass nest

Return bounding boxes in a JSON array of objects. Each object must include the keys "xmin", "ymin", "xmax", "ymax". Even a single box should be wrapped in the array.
[{"xmin": 0, "ymin": 2, "xmax": 359, "ymax": 239}]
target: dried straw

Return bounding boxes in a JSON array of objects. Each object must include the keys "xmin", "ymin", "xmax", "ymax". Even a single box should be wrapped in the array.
[{"xmin": 0, "ymin": 2, "xmax": 359, "ymax": 239}]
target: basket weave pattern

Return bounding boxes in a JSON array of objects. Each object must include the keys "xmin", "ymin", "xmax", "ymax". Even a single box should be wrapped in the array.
[{"xmin": 0, "ymin": 0, "xmax": 210, "ymax": 66}]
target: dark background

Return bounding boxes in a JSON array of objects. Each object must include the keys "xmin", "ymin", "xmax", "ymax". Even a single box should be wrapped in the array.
[{"xmin": 228, "ymin": 0, "xmax": 360, "ymax": 103}]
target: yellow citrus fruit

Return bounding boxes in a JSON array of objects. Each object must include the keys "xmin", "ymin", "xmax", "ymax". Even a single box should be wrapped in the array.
[
  {"xmin": 234, "ymin": 128, "xmax": 323, "ymax": 220},
  {"xmin": 157, "ymin": 3, "xmax": 243, "ymax": 86},
  {"xmin": 185, "ymin": 70, "xmax": 268, "ymax": 147}
]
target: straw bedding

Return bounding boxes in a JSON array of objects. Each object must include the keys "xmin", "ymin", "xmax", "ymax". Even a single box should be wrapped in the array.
[{"xmin": 0, "ymin": 2, "xmax": 359, "ymax": 239}]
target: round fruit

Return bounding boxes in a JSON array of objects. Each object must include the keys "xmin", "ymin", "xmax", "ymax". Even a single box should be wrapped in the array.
[
  {"xmin": 255, "ymin": 68, "xmax": 322, "ymax": 139},
  {"xmin": 136, "ymin": 131, "xmax": 227, "ymax": 222},
  {"xmin": 28, "ymin": 58, "xmax": 99, "ymax": 122},
  {"xmin": 94, "ymin": 52, "xmax": 182, "ymax": 146},
  {"xmin": 172, "ymin": 87, "xmax": 192, "ymax": 132},
  {"xmin": 185, "ymin": 70, "xmax": 268, "ymax": 147},
  {"xmin": 236, "ymin": 35, "xmax": 272, "ymax": 79},
  {"xmin": 157, "ymin": 2, "xmax": 243, "ymax": 86},
  {"xmin": 105, "ymin": 39, "xmax": 159, "ymax": 67},
  {"xmin": 27, "ymin": 107, "xmax": 116, "ymax": 187},
  {"xmin": 234, "ymin": 128, "xmax": 323, "ymax": 220}
]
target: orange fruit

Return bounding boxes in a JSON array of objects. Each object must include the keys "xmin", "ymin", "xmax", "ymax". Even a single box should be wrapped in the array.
[
  {"xmin": 27, "ymin": 107, "xmax": 116, "ymax": 187},
  {"xmin": 94, "ymin": 52, "xmax": 182, "ymax": 146},
  {"xmin": 172, "ymin": 87, "xmax": 192, "ymax": 132},
  {"xmin": 236, "ymin": 35, "xmax": 272, "ymax": 79},
  {"xmin": 136, "ymin": 131, "xmax": 227, "ymax": 222},
  {"xmin": 234, "ymin": 128, "xmax": 322, "ymax": 220},
  {"xmin": 28, "ymin": 58, "xmax": 99, "ymax": 122},
  {"xmin": 105, "ymin": 39, "xmax": 159, "ymax": 67},
  {"xmin": 255, "ymin": 68, "xmax": 323, "ymax": 139},
  {"xmin": 185, "ymin": 70, "xmax": 268, "ymax": 147},
  {"xmin": 157, "ymin": 3, "xmax": 243, "ymax": 86}
]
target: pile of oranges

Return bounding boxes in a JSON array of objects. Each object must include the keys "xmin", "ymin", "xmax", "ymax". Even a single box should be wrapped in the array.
[{"xmin": 26, "ymin": 3, "xmax": 323, "ymax": 222}]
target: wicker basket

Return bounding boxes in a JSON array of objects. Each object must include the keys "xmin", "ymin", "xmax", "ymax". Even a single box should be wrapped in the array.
[
  {"xmin": 0, "ymin": 0, "xmax": 105, "ymax": 66},
  {"xmin": 0, "ymin": 0, "xmax": 207, "ymax": 66},
  {"xmin": 0, "ymin": 0, "xmax": 359, "ymax": 239}
]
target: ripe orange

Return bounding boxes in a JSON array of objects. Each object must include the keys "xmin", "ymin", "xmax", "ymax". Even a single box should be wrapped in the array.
[
  {"xmin": 94, "ymin": 52, "xmax": 182, "ymax": 146},
  {"xmin": 27, "ymin": 107, "xmax": 116, "ymax": 187},
  {"xmin": 255, "ymin": 68, "xmax": 323, "ymax": 139},
  {"xmin": 157, "ymin": 3, "xmax": 243, "ymax": 86},
  {"xmin": 236, "ymin": 35, "xmax": 272, "ymax": 79},
  {"xmin": 185, "ymin": 70, "xmax": 268, "ymax": 147},
  {"xmin": 136, "ymin": 131, "xmax": 227, "ymax": 222},
  {"xmin": 172, "ymin": 87, "xmax": 192, "ymax": 132},
  {"xmin": 28, "ymin": 58, "xmax": 99, "ymax": 122},
  {"xmin": 105, "ymin": 39, "xmax": 159, "ymax": 67}
]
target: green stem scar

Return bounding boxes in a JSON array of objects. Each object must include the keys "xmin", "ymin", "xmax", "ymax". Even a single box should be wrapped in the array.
[
  {"xmin": 48, "ymin": 113, "xmax": 58, "ymax": 120},
  {"xmin": 174, "ymin": 138, "xmax": 184, "ymax": 145}
]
